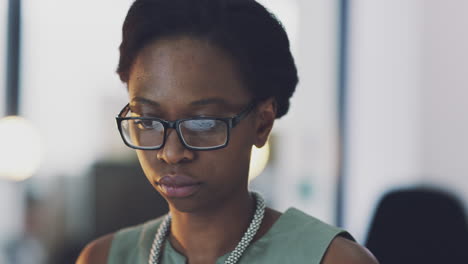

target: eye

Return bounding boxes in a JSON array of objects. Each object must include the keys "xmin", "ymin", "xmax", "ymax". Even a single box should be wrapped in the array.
[
  {"xmin": 182, "ymin": 119, "xmax": 217, "ymax": 131},
  {"xmin": 134, "ymin": 119, "xmax": 163, "ymax": 130}
]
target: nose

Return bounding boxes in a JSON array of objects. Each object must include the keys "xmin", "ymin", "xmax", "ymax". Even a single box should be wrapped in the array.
[{"xmin": 157, "ymin": 129, "xmax": 194, "ymax": 164}]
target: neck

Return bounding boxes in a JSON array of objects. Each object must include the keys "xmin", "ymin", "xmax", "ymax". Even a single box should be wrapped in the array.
[{"xmin": 168, "ymin": 190, "xmax": 255, "ymax": 262}]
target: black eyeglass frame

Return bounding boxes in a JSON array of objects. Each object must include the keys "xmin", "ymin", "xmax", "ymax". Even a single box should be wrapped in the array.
[{"xmin": 115, "ymin": 100, "xmax": 257, "ymax": 151}]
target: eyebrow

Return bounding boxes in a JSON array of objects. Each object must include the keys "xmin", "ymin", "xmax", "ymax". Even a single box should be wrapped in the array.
[
  {"xmin": 131, "ymin": 97, "xmax": 160, "ymax": 107},
  {"xmin": 131, "ymin": 97, "xmax": 230, "ymax": 107}
]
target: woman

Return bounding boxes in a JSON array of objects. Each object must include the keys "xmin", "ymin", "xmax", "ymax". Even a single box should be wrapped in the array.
[{"xmin": 78, "ymin": 0, "xmax": 378, "ymax": 263}]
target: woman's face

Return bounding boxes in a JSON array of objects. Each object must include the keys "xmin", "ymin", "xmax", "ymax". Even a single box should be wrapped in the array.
[{"xmin": 127, "ymin": 36, "xmax": 273, "ymax": 213}]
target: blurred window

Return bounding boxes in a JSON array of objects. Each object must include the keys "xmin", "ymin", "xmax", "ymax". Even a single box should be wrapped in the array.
[{"xmin": 20, "ymin": 0, "xmax": 131, "ymax": 178}]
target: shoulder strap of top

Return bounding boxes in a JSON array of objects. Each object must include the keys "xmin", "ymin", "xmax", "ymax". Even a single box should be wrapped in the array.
[
  {"xmin": 282, "ymin": 208, "xmax": 354, "ymax": 263},
  {"xmin": 258, "ymin": 207, "xmax": 355, "ymax": 263},
  {"xmin": 107, "ymin": 215, "xmax": 166, "ymax": 264}
]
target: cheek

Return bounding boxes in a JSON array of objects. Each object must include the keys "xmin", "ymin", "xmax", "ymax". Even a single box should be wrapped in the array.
[
  {"xmin": 205, "ymin": 132, "xmax": 253, "ymax": 179},
  {"xmin": 200, "ymin": 149, "xmax": 250, "ymax": 187},
  {"xmin": 136, "ymin": 150, "xmax": 158, "ymax": 178}
]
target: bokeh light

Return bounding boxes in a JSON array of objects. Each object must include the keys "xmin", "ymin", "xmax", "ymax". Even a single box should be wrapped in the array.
[
  {"xmin": 0, "ymin": 116, "xmax": 42, "ymax": 181},
  {"xmin": 249, "ymin": 140, "xmax": 270, "ymax": 181}
]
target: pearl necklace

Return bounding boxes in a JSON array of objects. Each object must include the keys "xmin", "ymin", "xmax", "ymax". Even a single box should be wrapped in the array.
[{"xmin": 148, "ymin": 192, "xmax": 266, "ymax": 264}]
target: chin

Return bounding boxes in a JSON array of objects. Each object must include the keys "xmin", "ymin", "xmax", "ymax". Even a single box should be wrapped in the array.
[
  {"xmin": 152, "ymin": 184, "xmax": 201, "ymax": 212},
  {"xmin": 165, "ymin": 191, "xmax": 230, "ymax": 215},
  {"xmin": 165, "ymin": 197, "xmax": 211, "ymax": 214}
]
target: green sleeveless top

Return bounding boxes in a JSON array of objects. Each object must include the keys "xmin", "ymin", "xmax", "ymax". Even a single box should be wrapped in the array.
[{"xmin": 107, "ymin": 208, "xmax": 354, "ymax": 264}]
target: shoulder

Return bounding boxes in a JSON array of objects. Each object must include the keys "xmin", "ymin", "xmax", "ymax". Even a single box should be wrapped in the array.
[
  {"xmin": 76, "ymin": 233, "xmax": 114, "ymax": 264},
  {"xmin": 321, "ymin": 236, "xmax": 379, "ymax": 264},
  {"xmin": 76, "ymin": 216, "xmax": 166, "ymax": 264},
  {"xmin": 280, "ymin": 208, "xmax": 348, "ymax": 239},
  {"xmin": 270, "ymin": 208, "xmax": 377, "ymax": 263}
]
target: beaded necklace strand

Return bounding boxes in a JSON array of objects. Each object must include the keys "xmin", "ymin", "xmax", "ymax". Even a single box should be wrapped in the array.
[{"xmin": 148, "ymin": 192, "xmax": 266, "ymax": 264}]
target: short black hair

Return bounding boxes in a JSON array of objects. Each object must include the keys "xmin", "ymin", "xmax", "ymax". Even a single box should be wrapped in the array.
[{"xmin": 117, "ymin": 0, "xmax": 298, "ymax": 118}]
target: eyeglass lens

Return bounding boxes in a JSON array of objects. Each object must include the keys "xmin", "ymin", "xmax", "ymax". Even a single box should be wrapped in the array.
[
  {"xmin": 179, "ymin": 119, "xmax": 227, "ymax": 148},
  {"xmin": 120, "ymin": 118, "xmax": 228, "ymax": 149}
]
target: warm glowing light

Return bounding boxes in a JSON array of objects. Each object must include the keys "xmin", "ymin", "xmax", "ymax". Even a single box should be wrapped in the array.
[
  {"xmin": 249, "ymin": 141, "xmax": 271, "ymax": 181},
  {"xmin": 0, "ymin": 116, "xmax": 42, "ymax": 181}
]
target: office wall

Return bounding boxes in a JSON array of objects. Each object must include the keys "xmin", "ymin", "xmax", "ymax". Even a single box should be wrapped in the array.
[
  {"xmin": 257, "ymin": 0, "xmax": 340, "ymax": 224},
  {"xmin": 346, "ymin": 0, "xmax": 468, "ymax": 242},
  {"xmin": 420, "ymin": 0, "xmax": 468, "ymax": 211}
]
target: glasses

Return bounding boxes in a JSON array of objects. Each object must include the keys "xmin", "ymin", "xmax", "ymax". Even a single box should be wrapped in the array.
[{"xmin": 116, "ymin": 101, "xmax": 256, "ymax": 151}]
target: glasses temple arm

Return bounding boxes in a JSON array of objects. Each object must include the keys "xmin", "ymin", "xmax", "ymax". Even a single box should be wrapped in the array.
[
  {"xmin": 231, "ymin": 102, "xmax": 256, "ymax": 127},
  {"xmin": 117, "ymin": 103, "xmax": 130, "ymax": 118}
]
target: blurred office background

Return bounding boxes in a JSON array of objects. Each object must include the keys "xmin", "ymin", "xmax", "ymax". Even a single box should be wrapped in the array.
[{"xmin": 0, "ymin": 0, "xmax": 467, "ymax": 263}]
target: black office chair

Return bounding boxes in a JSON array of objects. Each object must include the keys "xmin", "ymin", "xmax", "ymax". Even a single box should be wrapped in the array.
[{"xmin": 365, "ymin": 187, "xmax": 468, "ymax": 264}]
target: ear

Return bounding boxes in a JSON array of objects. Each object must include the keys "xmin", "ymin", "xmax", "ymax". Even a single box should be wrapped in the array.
[{"xmin": 254, "ymin": 98, "xmax": 277, "ymax": 148}]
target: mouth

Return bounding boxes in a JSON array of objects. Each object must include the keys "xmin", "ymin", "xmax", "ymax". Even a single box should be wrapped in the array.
[{"xmin": 156, "ymin": 175, "xmax": 202, "ymax": 198}]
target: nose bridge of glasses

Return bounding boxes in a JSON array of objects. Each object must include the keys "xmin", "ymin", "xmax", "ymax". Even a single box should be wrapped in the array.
[
  {"xmin": 165, "ymin": 120, "xmax": 178, "ymax": 129},
  {"xmin": 163, "ymin": 121, "xmax": 186, "ymax": 148}
]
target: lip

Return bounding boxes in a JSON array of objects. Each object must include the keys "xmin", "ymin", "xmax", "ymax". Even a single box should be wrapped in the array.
[{"xmin": 156, "ymin": 175, "xmax": 202, "ymax": 198}]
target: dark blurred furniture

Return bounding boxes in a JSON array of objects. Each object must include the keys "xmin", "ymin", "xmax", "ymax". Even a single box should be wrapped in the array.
[
  {"xmin": 92, "ymin": 161, "xmax": 169, "ymax": 237},
  {"xmin": 365, "ymin": 187, "xmax": 468, "ymax": 264},
  {"xmin": 53, "ymin": 161, "xmax": 169, "ymax": 263}
]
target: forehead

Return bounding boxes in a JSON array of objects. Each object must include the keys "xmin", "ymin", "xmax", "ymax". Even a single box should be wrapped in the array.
[{"xmin": 128, "ymin": 36, "xmax": 251, "ymax": 108}]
